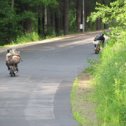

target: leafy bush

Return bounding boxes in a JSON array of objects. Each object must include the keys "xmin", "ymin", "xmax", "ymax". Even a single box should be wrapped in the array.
[
  {"xmin": 12, "ymin": 32, "xmax": 40, "ymax": 44},
  {"xmin": 93, "ymin": 34, "xmax": 126, "ymax": 126},
  {"xmin": 88, "ymin": 0, "xmax": 126, "ymax": 125}
]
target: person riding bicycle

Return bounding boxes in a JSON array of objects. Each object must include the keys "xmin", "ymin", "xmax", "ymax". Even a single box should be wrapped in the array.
[
  {"xmin": 94, "ymin": 33, "xmax": 105, "ymax": 48},
  {"xmin": 6, "ymin": 48, "xmax": 21, "ymax": 72}
]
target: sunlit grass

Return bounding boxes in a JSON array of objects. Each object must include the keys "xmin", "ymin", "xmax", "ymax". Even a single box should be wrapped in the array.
[
  {"xmin": 92, "ymin": 33, "xmax": 126, "ymax": 126},
  {"xmin": 13, "ymin": 32, "xmax": 40, "ymax": 44},
  {"xmin": 71, "ymin": 31, "xmax": 126, "ymax": 126}
]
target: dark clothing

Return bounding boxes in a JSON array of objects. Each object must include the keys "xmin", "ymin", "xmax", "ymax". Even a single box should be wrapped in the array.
[
  {"xmin": 94, "ymin": 33, "xmax": 105, "ymax": 47},
  {"xmin": 94, "ymin": 33, "xmax": 105, "ymax": 41}
]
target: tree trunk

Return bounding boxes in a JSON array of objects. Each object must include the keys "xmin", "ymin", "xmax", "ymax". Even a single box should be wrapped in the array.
[
  {"xmin": 55, "ymin": 12, "xmax": 60, "ymax": 35},
  {"xmin": 38, "ymin": 16, "xmax": 41, "ymax": 35},
  {"xmin": 37, "ymin": 6, "xmax": 46, "ymax": 37},
  {"xmin": 42, "ymin": 7, "xmax": 45, "ymax": 37},
  {"xmin": 76, "ymin": 0, "xmax": 82, "ymax": 32},
  {"xmin": 82, "ymin": 0, "xmax": 85, "ymax": 32},
  {"xmin": 18, "ymin": 3, "xmax": 33, "ymax": 33},
  {"xmin": 44, "ymin": 6, "xmax": 47, "ymax": 36},
  {"xmin": 63, "ymin": 0, "xmax": 69, "ymax": 35},
  {"xmin": 11, "ymin": 0, "xmax": 14, "ymax": 10}
]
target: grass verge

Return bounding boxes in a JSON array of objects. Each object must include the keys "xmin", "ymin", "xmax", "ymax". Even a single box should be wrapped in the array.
[{"xmin": 71, "ymin": 72, "xmax": 97, "ymax": 126}]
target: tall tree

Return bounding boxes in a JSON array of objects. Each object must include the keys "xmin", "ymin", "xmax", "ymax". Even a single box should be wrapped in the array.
[
  {"xmin": 32, "ymin": 0, "xmax": 57, "ymax": 36},
  {"xmin": 76, "ymin": 0, "xmax": 82, "ymax": 31},
  {"xmin": 63, "ymin": 0, "xmax": 69, "ymax": 34},
  {"xmin": 0, "ymin": 0, "xmax": 18, "ymax": 44},
  {"xmin": 11, "ymin": 0, "xmax": 14, "ymax": 10}
]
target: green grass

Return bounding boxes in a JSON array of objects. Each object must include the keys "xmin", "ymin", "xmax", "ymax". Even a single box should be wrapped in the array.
[
  {"xmin": 71, "ymin": 31, "xmax": 126, "ymax": 126},
  {"xmin": 92, "ymin": 33, "xmax": 126, "ymax": 126},
  {"xmin": 3, "ymin": 32, "xmax": 60, "ymax": 47},
  {"xmin": 13, "ymin": 32, "xmax": 40, "ymax": 44}
]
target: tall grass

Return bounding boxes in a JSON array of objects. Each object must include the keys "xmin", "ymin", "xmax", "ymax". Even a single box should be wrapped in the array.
[
  {"xmin": 93, "ymin": 33, "xmax": 126, "ymax": 126},
  {"xmin": 12, "ymin": 32, "xmax": 40, "ymax": 45}
]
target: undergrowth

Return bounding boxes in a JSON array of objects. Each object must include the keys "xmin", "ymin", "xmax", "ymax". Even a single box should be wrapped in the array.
[
  {"xmin": 13, "ymin": 32, "xmax": 40, "ymax": 44},
  {"xmin": 92, "ymin": 33, "xmax": 126, "ymax": 126}
]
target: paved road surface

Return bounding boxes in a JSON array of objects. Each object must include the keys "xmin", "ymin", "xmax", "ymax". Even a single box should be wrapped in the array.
[{"xmin": 0, "ymin": 33, "xmax": 97, "ymax": 126}]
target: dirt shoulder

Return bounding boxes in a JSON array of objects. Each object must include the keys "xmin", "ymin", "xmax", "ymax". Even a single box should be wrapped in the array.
[{"xmin": 71, "ymin": 72, "xmax": 97, "ymax": 126}]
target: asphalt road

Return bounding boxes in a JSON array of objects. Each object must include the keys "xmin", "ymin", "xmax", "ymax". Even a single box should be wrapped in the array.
[{"xmin": 0, "ymin": 33, "xmax": 97, "ymax": 126}]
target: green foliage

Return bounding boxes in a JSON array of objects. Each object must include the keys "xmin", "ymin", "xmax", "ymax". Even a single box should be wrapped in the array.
[
  {"xmin": 13, "ymin": 32, "xmax": 40, "ymax": 44},
  {"xmin": 69, "ymin": 9, "xmax": 76, "ymax": 32},
  {"xmin": 0, "ymin": 0, "xmax": 19, "ymax": 45},
  {"xmin": 19, "ymin": 11, "xmax": 36, "ymax": 21},
  {"xmin": 85, "ymin": 59, "xmax": 100, "ymax": 75},
  {"xmin": 0, "ymin": 0, "xmax": 59, "ymax": 45},
  {"xmin": 73, "ymin": 112, "xmax": 87, "ymax": 125},
  {"xmin": 88, "ymin": 0, "xmax": 126, "ymax": 125},
  {"xmin": 88, "ymin": 0, "xmax": 126, "ymax": 33},
  {"xmin": 92, "ymin": 34, "xmax": 126, "ymax": 125},
  {"xmin": 30, "ymin": 0, "xmax": 58, "ymax": 6}
]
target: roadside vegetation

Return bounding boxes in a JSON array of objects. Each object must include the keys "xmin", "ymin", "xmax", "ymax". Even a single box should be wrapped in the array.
[
  {"xmin": 8, "ymin": 32, "xmax": 40, "ymax": 46},
  {"xmin": 71, "ymin": 72, "xmax": 97, "ymax": 126},
  {"xmin": 92, "ymin": 32, "xmax": 126, "ymax": 126},
  {"xmin": 71, "ymin": 0, "xmax": 126, "ymax": 126}
]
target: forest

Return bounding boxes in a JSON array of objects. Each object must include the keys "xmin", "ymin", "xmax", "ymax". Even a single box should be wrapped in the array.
[{"xmin": 0, "ymin": 0, "xmax": 115, "ymax": 45}]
